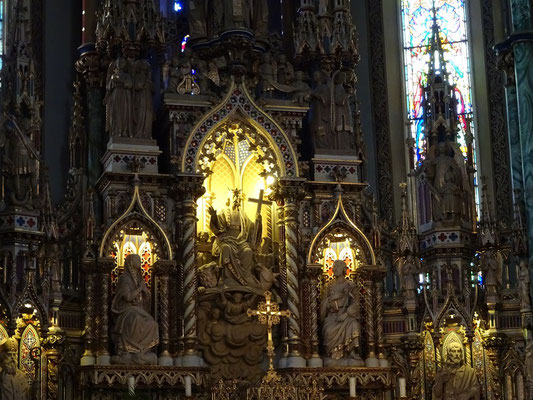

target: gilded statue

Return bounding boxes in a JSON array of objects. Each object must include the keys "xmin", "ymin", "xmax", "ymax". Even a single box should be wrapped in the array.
[
  {"xmin": 207, "ymin": 189, "xmax": 274, "ymax": 293},
  {"xmin": 433, "ymin": 342, "xmax": 480, "ymax": 400},
  {"xmin": 111, "ymin": 254, "xmax": 159, "ymax": 365},
  {"xmin": 0, "ymin": 338, "xmax": 29, "ymax": 400},
  {"xmin": 320, "ymin": 260, "xmax": 362, "ymax": 366}
]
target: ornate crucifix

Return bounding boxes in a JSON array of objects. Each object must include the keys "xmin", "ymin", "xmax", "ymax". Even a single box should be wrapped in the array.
[{"xmin": 247, "ymin": 291, "xmax": 290, "ymax": 382}]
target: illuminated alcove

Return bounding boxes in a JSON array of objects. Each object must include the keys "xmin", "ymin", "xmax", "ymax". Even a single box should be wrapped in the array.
[{"xmin": 196, "ymin": 118, "xmax": 281, "ymax": 242}]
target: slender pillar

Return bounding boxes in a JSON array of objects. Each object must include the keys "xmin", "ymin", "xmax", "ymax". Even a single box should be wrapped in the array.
[
  {"xmin": 80, "ymin": 259, "xmax": 97, "ymax": 365},
  {"xmin": 361, "ymin": 267, "xmax": 378, "ymax": 367},
  {"xmin": 510, "ymin": 0, "xmax": 533, "ymax": 295},
  {"xmin": 307, "ymin": 265, "xmax": 323, "ymax": 367},
  {"xmin": 174, "ymin": 174, "xmax": 205, "ymax": 367},
  {"xmin": 276, "ymin": 203, "xmax": 289, "ymax": 366},
  {"xmin": 277, "ymin": 179, "xmax": 306, "ymax": 367},
  {"xmin": 499, "ymin": 53, "xmax": 523, "ymax": 192},
  {"xmin": 375, "ymin": 279, "xmax": 387, "ymax": 367},
  {"xmin": 153, "ymin": 260, "xmax": 176, "ymax": 366},
  {"xmin": 96, "ymin": 258, "xmax": 114, "ymax": 365}
]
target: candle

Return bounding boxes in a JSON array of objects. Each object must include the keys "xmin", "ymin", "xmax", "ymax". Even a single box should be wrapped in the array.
[
  {"xmin": 399, "ymin": 377, "xmax": 407, "ymax": 397},
  {"xmin": 127, "ymin": 376, "xmax": 135, "ymax": 396},
  {"xmin": 185, "ymin": 375, "xmax": 192, "ymax": 397},
  {"xmin": 349, "ymin": 376, "xmax": 356, "ymax": 397}
]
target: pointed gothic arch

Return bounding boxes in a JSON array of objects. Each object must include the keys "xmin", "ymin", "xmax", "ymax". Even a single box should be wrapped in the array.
[{"xmin": 181, "ymin": 82, "xmax": 299, "ymax": 178}]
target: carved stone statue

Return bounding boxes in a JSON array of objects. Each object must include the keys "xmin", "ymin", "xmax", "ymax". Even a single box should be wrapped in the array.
[
  {"xmin": 133, "ymin": 59, "xmax": 153, "ymax": 139},
  {"xmin": 0, "ymin": 338, "xmax": 29, "ymax": 400},
  {"xmin": 425, "ymin": 141, "xmax": 472, "ymax": 223},
  {"xmin": 481, "ymin": 250, "xmax": 502, "ymax": 297},
  {"xmin": 111, "ymin": 254, "xmax": 159, "ymax": 365},
  {"xmin": 207, "ymin": 189, "xmax": 273, "ymax": 293},
  {"xmin": 0, "ymin": 118, "xmax": 39, "ymax": 210},
  {"xmin": 256, "ymin": 52, "xmax": 295, "ymax": 99},
  {"xmin": 166, "ymin": 55, "xmax": 181, "ymax": 93},
  {"xmin": 188, "ymin": 0, "xmax": 207, "ymax": 38},
  {"xmin": 433, "ymin": 342, "xmax": 480, "ymax": 400},
  {"xmin": 333, "ymin": 71, "xmax": 354, "ymax": 149},
  {"xmin": 276, "ymin": 54, "xmax": 294, "ymax": 86},
  {"xmin": 104, "ymin": 57, "xmax": 133, "ymax": 137},
  {"xmin": 310, "ymin": 70, "xmax": 331, "ymax": 150},
  {"xmin": 292, "ymin": 71, "xmax": 311, "ymax": 106},
  {"xmin": 398, "ymin": 254, "xmax": 419, "ymax": 299},
  {"xmin": 320, "ymin": 260, "xmax": 362, "ymax": 366},
  {"xmin": 251, "ymin": 0, "xmax": 269, "ymax": 37},
  {"xmin": 519, "ymin": 257, "xmax": 531, "ymax": 311}
]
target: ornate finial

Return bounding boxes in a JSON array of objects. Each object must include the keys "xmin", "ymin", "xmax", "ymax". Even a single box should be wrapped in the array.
[
  {"xmin": 479, "ymin": 178, "xmax": 498, "ymax": 247},
  {"xmin": 396, "ymin": 182, "xmax": 417, "ymax": 255}
]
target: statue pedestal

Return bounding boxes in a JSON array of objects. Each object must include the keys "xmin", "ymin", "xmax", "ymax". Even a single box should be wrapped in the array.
[
  {"xmin": 311, "ymin": 154, "xmax": 362, "ymax": 183},
  {"xmin": 181, "ymin": 353, "xmax": 205, "ymax": 367},
  {"xmin": 365, "ymin": 356, "xmax": 379, "ymax": 367},
  {"xmin": 96, "ymin": 354, "xmax": 110, "ymax": 365},
  {"xmin": 80, "ymin": 354, "xmax": 95, "ymax": 366},
  {"xmin": 101, "ymin": 137, "xmax": 161, "ymax": 174},
  {"xmin": 281, "ymin": 355, "xmax": 307, "ymax": 368},
  {"xmin": 307, "ymin": 356, "xmax": 323, "ymax": 367},
  {"xmin": 158, "ymin": 354, "xmax": 174, "ymax": 366}
]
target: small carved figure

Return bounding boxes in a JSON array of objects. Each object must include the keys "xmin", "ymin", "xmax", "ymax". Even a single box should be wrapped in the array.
[
  {"xmin": 310, "ymin": 70, "xmax": 331, "ymax": 150},
  {"xmin": 480, "ymin": 250, "xmax": 502, "ymax": 297},
  {"xmin": 104, "ymin": 57, "xmax": 133, "ymax": 137},
  {"xmin": 333, "ymin": 71, "xmax": 354, "ymax": 149},
  {"xmin": 433, "ymin": 341, "xmax": 480, "ymax": 400},
  {"xmin": 320, "ymin": 260, "xmax": 361, "ymax": 365},
  {"xmin": 292, "ymin": 71, "xmax": 311, "ymax": 106},
  {"xmin": 0, "ymin": 118, "xmax": 39, "ymax": 209},
  {"xmin": 133, "ymin": 59, "xmax": 153, "ymax": 139},
  {"xmin": 526, "ymin": 340, "xmax": 533, "ymax": 382},
  {"xmin": 188, "ymin": 0, "xmax": 207, "ymax": 38},
  {"xmin": 398, "ymin": 254, "xmax": 419, "ymax": 299},
  {"xmin": 177, "ymin": 49, "xmax": 200, "ymax": 95},
  {"xmin": 0, "ymin": 338, "xmax": 30, "ymax": 400},
  {"xmin": 166, "ymin": 55, "xmax": 181, "ymax": 93},
  {"xmin": 219, "ymin": 291, "xmax": 256, "ymax": 325},
  {"xmin": 276, "ymin": 54, "xmax": 294, "ymax": 86},
  {"xmin": 519, "ymin": 257, "xmax": 531, "ymax": 311},
  {"xmin": 111, "ymin": 254, "xmax": 159, "ymax": 365}
]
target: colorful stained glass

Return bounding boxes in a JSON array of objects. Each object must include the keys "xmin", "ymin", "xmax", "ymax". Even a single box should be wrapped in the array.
[{"xmin": 401, "ymin": 0, "xmax": 473, "ymax": 166}]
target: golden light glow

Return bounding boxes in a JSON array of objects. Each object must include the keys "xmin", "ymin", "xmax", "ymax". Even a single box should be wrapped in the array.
[
  {"xmin": 111, "ymin": 230, "xmax": 156, "ymax": 287},
  {"xmin": 323, "ymin": 239, "xmax": 359, "ymax": 278}
]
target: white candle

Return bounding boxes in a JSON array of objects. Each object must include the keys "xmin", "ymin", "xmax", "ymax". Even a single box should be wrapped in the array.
[
  {"xmin": 127, "ymin": 376, "xmax": 135, "ymax": 397},
  {"xmin": 399, "ymin": 377, "xmax": 407, "ymax": 397},
  {"xmin": 349, "ymin": 376, "xmax": 356, "ymax": 397},
  {"xmin": 185, "ymin": 375, "xmax": 192, "ymax": 397}
]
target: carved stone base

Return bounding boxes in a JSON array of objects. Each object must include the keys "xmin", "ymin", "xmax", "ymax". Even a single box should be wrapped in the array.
[
  {"xmin": 311, "ymin": 155, "xmax": 363, "ymax": 183},
  {"xmin": 101, "ymin": 137, "xmax": 161, "ymax": 174},
  {"xmin": 197, "ymin": 290, "xmax": 268, "ymax": 381}
]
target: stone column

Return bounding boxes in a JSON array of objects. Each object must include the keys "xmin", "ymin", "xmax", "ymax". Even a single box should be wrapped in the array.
[
  {"xmin": 510, "ymin": 0, "xmax": 533, "ymax": 289},
  {"xmin": 96, "ymin": 258, "xmax": 114, "ymax": 365},
  {"xmin": 174, "ymin": 174, "xmax": 205, "ymax": 367},
  {"xmin": 307, "ymin": 265, "xmax": 323, "ymax": 367},
  {"xmin": 360, "ymin": 267, "xmax": 378, "ymax": 367},
  {"xmin": 75, "ymin": 50, "xmax": 105, "ymax": 221},
  {"xmin": 153, "ymin": 260, "xmax": 176, "ymax": 366},
  {"xmin": 82, "ymin": 0, "xmax": 98, "ymax": 44},
  {"xmin": 375, "ymin": 278, "xmax": 388, "ymax": 367},
  {"xmin": 277, "ymin": 178, "xmax": 306, "ymax": 367},
  {"xmin": 80, "ymin": 259, "xmax": 97, "ymax": 365}
]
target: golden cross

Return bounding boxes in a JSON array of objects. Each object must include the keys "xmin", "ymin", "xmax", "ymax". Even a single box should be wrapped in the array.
[
  {"xmin": 247, "ymin": 291, "xmax": 290, "ymax": 382},
  {"xmin": 248, "ymin": 189, "xmax": 272, "ymax": 216}
]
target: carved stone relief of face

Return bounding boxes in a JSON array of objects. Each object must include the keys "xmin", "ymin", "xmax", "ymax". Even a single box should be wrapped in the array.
[
  {"xmin": 446, "ymin": 342, "xmax": 463, "ymax": 366},
  {"xmin": 333, "ymin": 260, "xmax": 346, "ymax": 278}
]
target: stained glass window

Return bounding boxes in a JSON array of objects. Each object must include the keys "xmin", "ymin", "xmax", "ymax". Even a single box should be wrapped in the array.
[
  {"xmin": 401, "ymin": 0, "xmax": 474, "ymax": 166},
  {"xmin": 19, "ymin": 324, "xmax": 40, "ymax": 381}
]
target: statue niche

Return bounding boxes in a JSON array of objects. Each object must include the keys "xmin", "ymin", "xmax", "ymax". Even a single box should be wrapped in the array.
[
  {"xmin": 320, "ymin": 260, "xmax": 363, "ymax": 366},
  {"xmin": 111, "ymin": 254, "xmax": 159, "ymax": 365},
  {"xmin": 197, "ymin": 189, "xmax": 276, "ymax": 380}
]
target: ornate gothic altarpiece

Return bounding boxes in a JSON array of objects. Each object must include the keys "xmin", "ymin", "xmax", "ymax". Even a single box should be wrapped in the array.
[{"xmin": 0, "ymin": 1, "xmax": 530, "ymax": 399}]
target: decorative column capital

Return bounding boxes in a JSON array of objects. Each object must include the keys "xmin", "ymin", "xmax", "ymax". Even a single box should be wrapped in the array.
[
  {"xmin": 75, "ymin": 50, "xmax": 105, "ymax": 89},
  {"xmin": 81, "ymin": 257, "xmax": 99, "ymax": 275},
  {"xmin": 172, "ymin": 173, "xmax": 206, "ymax": 202},
  {"xmin": 272, "ymin": 178, "xmax": 306, "ymax": 205},
  {"xmin": 97, "ymin": 257, "xmax": 116, "ymax": 273},
  {"xmin": 496, "ymin": 47, "xmax": 516, "ymax": 87},
  {"xmin": 152, "ymin": 260, "xmax": 177, "ymax": 276}
]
